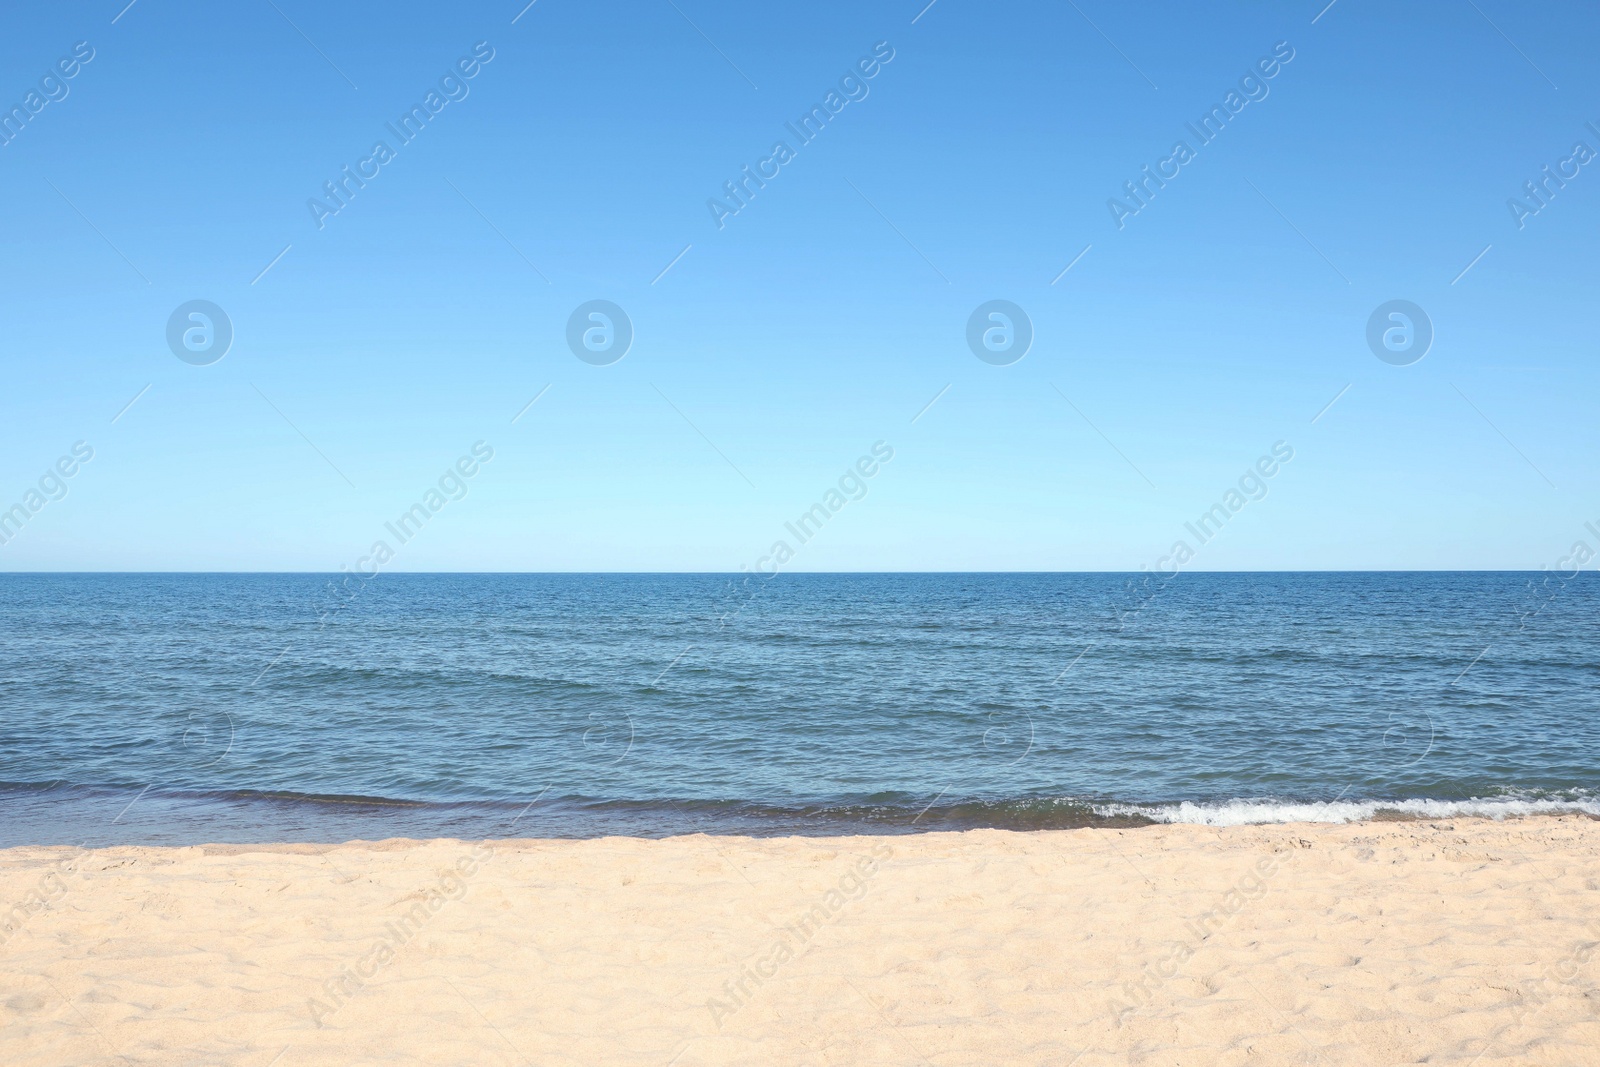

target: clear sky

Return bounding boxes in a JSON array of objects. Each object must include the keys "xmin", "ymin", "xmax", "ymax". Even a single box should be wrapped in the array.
[{"xmin": 1, "ymin": 0, "xmax": 1596, "ymax": 571}]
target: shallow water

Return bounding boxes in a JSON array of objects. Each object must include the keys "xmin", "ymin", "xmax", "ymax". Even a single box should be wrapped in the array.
[{"xmin": 1, "ymin": 572, "xmax": 1595, "ymax": 844}]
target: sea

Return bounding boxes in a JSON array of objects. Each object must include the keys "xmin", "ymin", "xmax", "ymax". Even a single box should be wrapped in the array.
[{"xmin": 1, "ymin": 572, "xmax": 1595, "ymax": 846}]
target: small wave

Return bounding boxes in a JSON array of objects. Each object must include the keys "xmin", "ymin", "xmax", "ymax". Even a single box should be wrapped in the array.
[
  {"xmin": 1094, "ymin": 796, "xmax": 1600, "ymax": 827},
  {"xmin": 212, "ymin": 788, "xmax": 435, "ymax": 808}
]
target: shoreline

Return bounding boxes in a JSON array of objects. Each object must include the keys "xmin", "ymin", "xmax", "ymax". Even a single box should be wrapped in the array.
[{"xmin": 4, "ymin": 785, "xmax": 1597, "ymax": 850}]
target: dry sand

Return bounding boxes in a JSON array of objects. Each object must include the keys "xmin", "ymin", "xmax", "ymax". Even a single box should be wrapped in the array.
[{"xmin": 3, "ymin": 816, "xmax": 1598, "ymax": 1066}]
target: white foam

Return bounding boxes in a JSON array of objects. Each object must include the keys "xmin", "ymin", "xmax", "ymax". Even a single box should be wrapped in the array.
[{"xmin": 1093, "ymin": 796, "xmax": 1600, "ymax": 827}]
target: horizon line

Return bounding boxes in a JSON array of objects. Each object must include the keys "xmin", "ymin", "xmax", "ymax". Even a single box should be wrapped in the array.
[{"xmin": 0, "ymin": 569, "xmax": 1580, "ymax": 576}]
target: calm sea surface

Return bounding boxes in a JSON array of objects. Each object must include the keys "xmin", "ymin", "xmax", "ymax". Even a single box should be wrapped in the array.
[{"xmin": 1, "ymin": 573, "xmax": 1595, "ymax": 845}]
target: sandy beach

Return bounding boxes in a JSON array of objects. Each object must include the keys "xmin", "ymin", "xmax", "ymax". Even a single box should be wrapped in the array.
[{"xmin": 3, "ymin": 816, "xmax": 1598, "ymax": 1066}]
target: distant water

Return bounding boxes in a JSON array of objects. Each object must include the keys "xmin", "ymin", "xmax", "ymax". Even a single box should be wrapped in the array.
[{"xmin": 1, "ymin": 573, "xmax": 1595, "ymax": 846}]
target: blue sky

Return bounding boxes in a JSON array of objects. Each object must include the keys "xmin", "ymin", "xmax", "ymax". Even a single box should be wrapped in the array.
[{"xmin": 0, "ymin": 0, "xmax": 1596, "ymax": 571}]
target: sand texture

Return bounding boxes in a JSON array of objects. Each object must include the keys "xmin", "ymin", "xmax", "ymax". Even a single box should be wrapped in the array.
[{"xmin": 3, "ymin": 817, "xmax": 1599, "ymax": 1065}]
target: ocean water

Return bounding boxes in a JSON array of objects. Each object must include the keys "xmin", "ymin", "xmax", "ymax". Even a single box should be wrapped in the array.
[{"xmin": 0, "ymin": 572, "xmax": 1596, "ymax": 846}]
